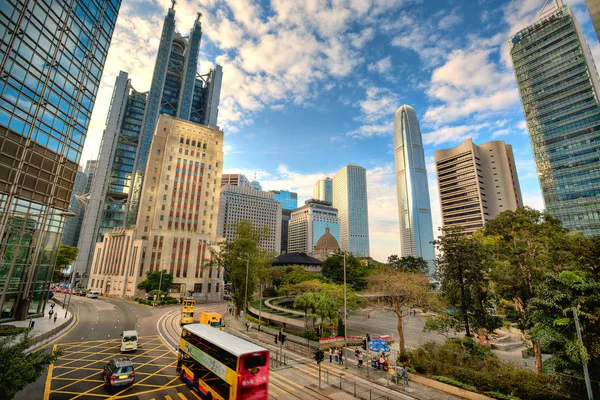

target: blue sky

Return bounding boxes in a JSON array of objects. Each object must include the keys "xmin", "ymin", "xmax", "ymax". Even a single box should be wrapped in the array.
[{"xmin": 82, "ymin": 0, "xmax": 600, "ymax": 261}]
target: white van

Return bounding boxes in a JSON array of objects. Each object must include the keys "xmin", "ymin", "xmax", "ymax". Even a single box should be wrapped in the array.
[
  {"xmin": 86, "ymin": 291, "xmax": 99, "ymax": 299},
  {"xmin": 120, "ymin": 330, "xmax": 139, "ymax": 352}
]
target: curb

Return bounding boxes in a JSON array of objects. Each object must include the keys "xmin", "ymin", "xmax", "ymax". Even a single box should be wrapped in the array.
[{"xmin": 25, "ymin": 311, "xmax": 77, "ymax": 354}]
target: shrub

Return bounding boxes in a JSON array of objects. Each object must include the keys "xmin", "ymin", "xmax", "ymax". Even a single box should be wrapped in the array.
[
  {"xmin": 434, "ymin": 376, "xmax": 477, "ymax": 392},
  {"xmin": 485, "ymin": 391, "xmax": 522, "ymax": 400},
  {"xmin": 303, "ymin": 330, "xmax": 319, "ymax": 341},
  {"xmin": 404, "ymin": 339, "xmax": 570, "ymax": 399},
  {"xmin": 0, "ymin": 325, "xmax": 30, "ymax": 337}
]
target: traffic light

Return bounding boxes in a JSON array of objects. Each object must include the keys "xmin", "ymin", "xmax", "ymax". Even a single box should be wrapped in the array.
[
  {"xmin": 280, "ymin": 332, "xmax": 286, "ymax": 345},
  {"xmin": 314, "ymin": 350, "xmax": 324, "ymax": 364},
  {"xmin": 362, "ymin": 339, "xmax": 367, "ymax": 350},
  {"xmin": 274, "ymin": 334, "xmax": 278, "ymax": 344}
]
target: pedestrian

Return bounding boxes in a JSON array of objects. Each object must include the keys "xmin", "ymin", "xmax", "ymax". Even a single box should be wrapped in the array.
[
  {"xmin": 50, "ymin": 302, "xmax": 55, "ymax": 309},
  {"xmin": 339, "ymin": 349, "xmax": 344, "ymax": 365},
  {"xmin": 366, "ymin": 332, "xmax": 371, "ymax": 343},
  {"xmin": 53, "ymin": 314, "xmax": 57, "ymax": 323},
  {"xmin": 245, "ymin": 321, "xmax": 250, "ymax": 332},
  {"xmin": 334, "ymin": 348, "xmax": 339, "ymax": 364},
  {"xmin": 358, "ymin": 351, "xmax": 363, "ymax": 368},
  {"xmin": 48, "ymin": 309, "xmax": 54, "ymax": 319},
  {"xmin": 329, "ymin": 348, "xmax": 333, "ymax": 362}
]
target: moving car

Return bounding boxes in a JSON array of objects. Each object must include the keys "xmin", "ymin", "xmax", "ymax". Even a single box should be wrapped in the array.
[
  {"xmin": 103, "ymin": 358, "xmax": 135, "ymax": 387},
  {"xmin": 120, "ymin": 330, "xmax": 139, "ymax": 352},
  {"xmin": 86, "ymin": 291, "xmax": 99, "ymax": 299}
]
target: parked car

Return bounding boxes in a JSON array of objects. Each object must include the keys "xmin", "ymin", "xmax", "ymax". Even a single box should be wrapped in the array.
[
  {"xmin": 87, "ymin": 291, "xmax": 99, "ymax": 299},
  {"xmin": 78, "ymin": 289, "xmax": 89, "ymax": 296},
  {"xmin": 103, "ymin": 357, "xmax": 135, "ymax": 388}
]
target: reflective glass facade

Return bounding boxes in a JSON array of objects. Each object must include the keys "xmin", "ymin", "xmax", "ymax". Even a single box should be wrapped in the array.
[
  {"xmin": 271, "ymin": 189, "xmax": 298, "ymax": 211},
  {"xmin": 394, "ymin": 105, "xmax": 435, "ymax": 270},
  {"xmin": 510, "ymin": 6, "xmax": 600, "ymax": 236},
  {"xmin": 0, "ymin": 0, "xmax": 121, "ymax": 320}
]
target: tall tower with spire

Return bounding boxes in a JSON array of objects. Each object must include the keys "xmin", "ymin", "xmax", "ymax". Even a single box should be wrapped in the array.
[{"xmin": 74, "ymin": 3, "xmax": 223, "ymax": 280}]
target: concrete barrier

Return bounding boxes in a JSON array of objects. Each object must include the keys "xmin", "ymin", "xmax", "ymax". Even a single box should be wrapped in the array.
[{"xmin": 409, "ymin": 374, "xmax": 494, "ymax": 400}]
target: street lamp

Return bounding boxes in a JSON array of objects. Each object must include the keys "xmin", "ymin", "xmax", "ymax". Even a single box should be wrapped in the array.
[
  {"xmin": 0, "ymin": 209, "xmax": 75, "ymax": 320},
  {"xmin": 235, "ymin": 257, "xmax": 250, "ymax": 316},
  {"xmin": 343, "ymin": 252, "xmax": 348, "ymax": 369}
]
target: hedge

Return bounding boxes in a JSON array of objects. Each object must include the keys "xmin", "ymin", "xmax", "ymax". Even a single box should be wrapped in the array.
[
  {"xmin": 434, "ymin": 376, "xmax": 477, "ymax": 392},
  {"xmin": 0, "ymin": 325, "xmax": 31, "ymax": 337}
]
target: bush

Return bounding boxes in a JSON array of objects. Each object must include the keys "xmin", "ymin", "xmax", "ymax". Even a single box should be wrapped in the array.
[
  {"xmin": 434, "ymin": 376, "xmax": 477, "ymax": 392},
  {"xmin": 303, "ymin": 330, "xmax": 320, "ymax": 341},
  {"xmin": 0, "ymin": 325, "xmax": 30, "ymax": 337},
  {"xmin": 485, "ymin": 391, "xmax": 522, "ymax": 400},
  {"xmin": 404, "ymin": 339, "xmax": 571, "ymax": 399}
]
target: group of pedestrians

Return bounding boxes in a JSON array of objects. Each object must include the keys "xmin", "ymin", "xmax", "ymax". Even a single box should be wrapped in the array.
[
  {"xmin": 328, "ymin": 347, "xmax": 344, "ymax": 365},
  {"xmin": 47, "ymin": 302, "xmax": 58, "ymax": 323}
]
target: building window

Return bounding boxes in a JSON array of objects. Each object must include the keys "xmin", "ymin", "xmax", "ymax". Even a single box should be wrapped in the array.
[
  {"xmin": 208, "ymin": 283, "xmax": 212, "ymax": 293},
  {"xmin": 216, "ymin": 283, "xmax": 220, "ymax": 293},
  {"xmin": 194, "ymin": 283, "xmax": 203, "ymax": 293}
]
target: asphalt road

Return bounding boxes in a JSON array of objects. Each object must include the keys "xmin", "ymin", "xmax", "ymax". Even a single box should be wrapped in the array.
[{"xmin": 15, "ymin": 296, "xmax": 199, "ymax": 400}]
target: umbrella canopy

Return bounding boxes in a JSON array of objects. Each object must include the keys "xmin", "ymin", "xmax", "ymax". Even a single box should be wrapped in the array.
[{"xmin": 368, "ymin": 339, "xmax": 390, "ymax": 352}]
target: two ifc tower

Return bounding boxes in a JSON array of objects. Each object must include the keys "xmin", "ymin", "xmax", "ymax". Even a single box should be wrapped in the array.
[{"xmin": 394, "ymin": 105, "xmax": 435, "ymax": 274}]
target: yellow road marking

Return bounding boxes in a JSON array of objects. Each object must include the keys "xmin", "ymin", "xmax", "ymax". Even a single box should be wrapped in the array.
[
  {"xmin": 176, "ymin": 393, "xmax": 187, "ymax": 400},
  {"xmin": 165, "ymin": 396, "xmax": 173, "ymax": 400},
  {"xmin": 110, "ymin": 383, "xmax": 189, "ymax": 398},
  {"xmin": 269, "ymin": 374, "xmax": 296, "ymax": 392},
  {"xmin": 39, "ymin": 312, "xmax": 80, "ymax": 352},
  {"xmin": 43, "ymin": 344, "xmax": 57, "ymax": 400}
]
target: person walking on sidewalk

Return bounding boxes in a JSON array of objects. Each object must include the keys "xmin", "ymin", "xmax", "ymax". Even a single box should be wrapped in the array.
[
  {"xmin": 339, "ymin": 348, "xmax": 344, "ymax": 365},
  {"xmin": 245, "ymin": 321, "xmax": 250, "ymax": 332},
  {"xmin": 358, "ymin": 351, "xmax": 363, "ymax": 368},
  {"xmin": 48, "ymin": 309, "xmax": 54, "ymax": 319},
  {"xmin": 329, "ymin": 348, "xmax": 333, "ymax": 362},
  {"xmin": 53, "ymin": 314, "xmax": 57, "ymax": 323},
  {"xmin": 334, "ymin": 348, "xmax": 339, "ymax": 364}
]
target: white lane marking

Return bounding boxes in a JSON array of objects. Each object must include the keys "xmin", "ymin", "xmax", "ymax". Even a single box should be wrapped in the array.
[
  {"xmin": 91, "ymin": 327, "xmax": 94, "ymax": 330},
  {"xmin": 81, "ymin": 337, "xmax": 84, "ymax": 340},
  {"xmin": 114, "ymin": 325, "xmax": 117, "ymax": 329},
  {"xmin": 108, "ymin": 335, "xmax": 110, "ymax": 338}
]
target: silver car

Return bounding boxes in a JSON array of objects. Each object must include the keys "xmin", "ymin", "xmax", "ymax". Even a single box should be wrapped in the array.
[{"xmin": 103, "ymin": 358, "xmax": 135, "ymax": 387}]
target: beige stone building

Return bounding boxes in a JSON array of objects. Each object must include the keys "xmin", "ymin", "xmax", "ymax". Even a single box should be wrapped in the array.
[
  {"xmin": 434, "ymin": 138, "xmax": 523, "ymax": 235},
  {"xmin": 87, "ymin": 115, "xmax": 225, "ymax": 302}
]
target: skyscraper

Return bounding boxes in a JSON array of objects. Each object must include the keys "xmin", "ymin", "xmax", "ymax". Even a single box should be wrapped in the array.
[
  {"xmin": 217, "ymin": 186, "xmax": 282, "ymax": 254},
  {"xmin": 585, "ymin": 0, "xmax": 600, "ymax": 42},
  {"xmin": 314, "ymin": 178, "xmax": 333, "ymax": 203},
  {"xmin": 288, "ymin": 199, "xmax": 340, "ymax": 256},
  {"xmin": 509, "ymin": 2, "xmax": 600, "ymax": 236},
  {"xmin": 394, "ymin": 105, "xmax": 435, "ymax": 270},
  {"xmin": 86, "ymin": 115, "xmax": 224, "ymax": 301},
  {"xmin": 221, "ymin": 174, "xmax": 251, "ymax": 188},
  {"xmin": 435, "ymin": 139, "xmax": 523, "ymax": 235},
  {"xmin": 0, "ymin": 0, "xmax": 121, "ymax": 320},
  {"xmin": 270, "ymin": 190, "xmax": 298, "ymax": 253},
  {"xmin": 74, "ymin": 4, "xmax": 223, "ymax": 280},
  {"xmin": 332, "ymin": 164, "xmax": 370, "ymax": 257},
  {"xmin": 62, "ymin": 160, "xmax": 97, "ymax": 247}
]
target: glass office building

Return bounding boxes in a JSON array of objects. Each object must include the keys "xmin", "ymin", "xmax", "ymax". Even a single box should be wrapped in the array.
[
  {"xmin": 0, "ymin": 0, "xmax": 121, "ymax": 320},
  {"xmin": 509, "ymin": 5, "xmax": 600, "ymax": 236},
  {"xmin": 394, "ymin": 105, "xmax": 435, "ymax": 272},
  {"xmin": 74, "ymin": 5, "xmax": 223, "ymax": 280},
  {"xmin": 332, "ymin": 164, "xmax": 370, "ymax": 257},
  {"xmin": 271, "ymin": 189, "xmax": 298, "ymax": 253},
  {"xmin": 288, "ymin": 199, "xmax": 340, "ymax": 255},
  {"xmin": 314, "ymin": 178, "xmax": 332, "ymax": 203}
]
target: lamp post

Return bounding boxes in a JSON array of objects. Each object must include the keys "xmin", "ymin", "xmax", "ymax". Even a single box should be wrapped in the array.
[
  {"xmin": 343, "ymin": 252, "xmax": 348, "ymax": 369},
  {"xmin": 244, "ymin": 258, "xmax": 249, "ymax": 312},
  {"xmin": 0, "ymin": 210, "xmax": 75, "ymax": 320}
]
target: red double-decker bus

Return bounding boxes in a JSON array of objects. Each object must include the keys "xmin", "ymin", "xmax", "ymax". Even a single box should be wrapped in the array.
[{"xmin": 177, "ymin": 324, "xmax": 269, "ymax": 399}]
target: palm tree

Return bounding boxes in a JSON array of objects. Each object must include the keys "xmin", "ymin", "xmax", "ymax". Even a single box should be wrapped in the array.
[{"xmin": 294, "ymin": 292, "xmax": 317, "ymax": 329}]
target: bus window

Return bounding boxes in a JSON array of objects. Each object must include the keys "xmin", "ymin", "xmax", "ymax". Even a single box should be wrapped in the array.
[{"xmin": 244, "ymin": 354, "xmax": 267, "ymax": 369}]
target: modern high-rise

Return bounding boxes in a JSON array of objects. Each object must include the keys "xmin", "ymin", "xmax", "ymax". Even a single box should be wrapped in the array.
[
  {"xmin": 271, "ymin": 190, "xmax": 298, "ymax": 253},
  {"xmin": 314, "ymin": 178, "xmax": 333, "ymax": 203},
  {"xmin": 62, "ymin": 160, "xmax": 97, "ymax": 247},
  {"xmin": 435, "ymin": 139, "xmax": 523, "ymax": 235},
  {"xmin": 332, "ymin": 164, "xmax": 370, "ymax": 257},
  {"xmin": 221, "ymin": 174, "xmax": 250, "ymax": 188},
  {"xmin": 86, "ymin": 115, "xmax": 224, "ymax": 302},
  {"xmin": 394, "ymin": 105, "xmax": 435, "ymax": 271},
  {"xmin": 0, "ymin": 0, "xmax": 121, "ymax": 320},
  {"xmin": 288, "ymin": 199, "xmax": 340, "ymax": 256},
  {"xmin": 217, "ymin": 186, "xmax": 282, "ymax": 254},
  {"xmin": 74, "ymin": 4, "xmax": 223, "ymax": 280},
  {"xmin": 585, "ymin": 0, "xmax": 600, "ymax": 42},
  {"xmin": 509, "ymin": 2, "xmax": 600, "ymax": 236}
]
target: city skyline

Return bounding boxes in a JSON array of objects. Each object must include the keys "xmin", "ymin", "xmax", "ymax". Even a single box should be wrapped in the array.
[{"xmin": 77, "ymin": 0, "xmax": 600, "ymax": 262}]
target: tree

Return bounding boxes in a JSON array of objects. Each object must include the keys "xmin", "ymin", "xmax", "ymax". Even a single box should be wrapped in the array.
[
  {"xmin": 0, "ymin": 334, "xmax": 63, "ymax": 399},
  {"xmin": 528, "ymin": 270, "xmax": 600, "ymax": 393},
  {"xmin": 481, "ymin": 207, "xmax": 577, "ymax": 374},
  {"xmin": 137, "ymin": 270, "xmax": 173, "ymax": 293},
  {"xmin": 281, "ymin": 266, "xmax": 321, "ymax": 286},
  {"xmin": 433, "ymin": 227, "xmax": 499, "ymax": 337},
  {"xmin": 321, "ymin": 252, "xmax": 372, "ymax": 290},
  {"xmin": 53, "ymin": 244, "xmax": 78, "ymax": 281},
  {"xmin": 387, "ymin": 254, "xmax": 428, "ymax": 273},
  {"xmin": 367, "ymin": 267, "xmax": 430, "ymax": 356},
  {"xmin": 213, "ymin": 221, "xmax": 275, "ymax": 315},
  {"xmin": 294, "ymin": 292, "xmax": 318, "ymax": 329}
]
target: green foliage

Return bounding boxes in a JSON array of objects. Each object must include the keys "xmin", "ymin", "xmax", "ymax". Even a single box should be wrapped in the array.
[
  {"xmin": 148, "ymin": 289, "xmax": 168, "ymax": 297},
  {"xmin": 280, "ymin": 266, "xmax": 321, "ymax": 286},
  {"xmin": 214, "ymin": 221, "xmax": 275, "ymax": 313},
  {"xmin": 321, "ymin": 252, "xmax": 373, "ymax": 290},
  {"xmin": 433, "ymin": 227, "xmax": 500, "ymax": 336},
  {"xmin": 528, "ymin": 270, "xmax": 600, "ymax": 389},
  {"xmin": 136, "ymin": 270, "xmax": 173, "ymax": 293},
  {"xmin": 0, "ymin": 333, "xmax": 64, "ymax": 399},
  {"xmin": 53, "ymin": 244, "xmax": 78, "ymax": 281},
  {"xmin": 433, "ymin": 376, "xmax": 477, "ymax": 392},
  {"xmin": 0, "ymin": 325, "xmax": 30, "ymax": 337},
  {"xmin": 405, "ymin": 338, "xmax": 573, "ymax": 400},
  {"xmin": 423, "ymin": 314, "xmax": 463, "ymax": 339},
  {"xmin": 387, "ymin": 254, "xmax": 428, "ymax": 273},
  {"xmin": 484, "ymin": 391, "xmax": 522, "ymax": 400}
]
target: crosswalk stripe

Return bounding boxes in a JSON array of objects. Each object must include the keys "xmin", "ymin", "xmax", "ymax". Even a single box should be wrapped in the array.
[
  {"xmin": 177, "ymin": 393, "xmax": 187, "ymax": 400},
  {"xmin": 165, "ymin": 396, "xmax": 173, "ymax": 400},
  {"xmin": 269, "ymin": 374, "xmax": 296, "ymax": 392}
]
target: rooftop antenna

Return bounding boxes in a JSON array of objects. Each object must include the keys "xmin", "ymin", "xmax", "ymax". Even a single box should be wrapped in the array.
[
  {"xmin": 197, "ymin": 11, "xmax": 202, "ymax": 22},
  {"xmin": 171, "ymin": 0, "xmax": 176, "ymax": 10},
  {"xmin": 539, "ymin": 0, "xmax": 563, "ymax": 19}
]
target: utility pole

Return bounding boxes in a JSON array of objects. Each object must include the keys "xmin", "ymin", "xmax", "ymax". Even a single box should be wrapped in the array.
[
  {"xmin": 343, "ymin": 252, "xmax": 348, "ymax": 369},
  {"xmin": 258, "ymin": 282, "xmax": 263, "ymax": 332},
  {"xmin": 573, "ymin": 307, "xmax": 594, "ymax": 400},
  {"xmin": 279, "ymin": 327, "xmax": 283, "ymax": 363}
]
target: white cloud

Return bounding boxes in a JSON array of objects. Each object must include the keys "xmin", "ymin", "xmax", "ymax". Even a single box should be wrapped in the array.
[
  {"xmin": 347, "ymin": 87, "xmax": 399, "ymax": 138},
  {"xmin": 367, "ymin": 55, "xmax": 392, "ymax": 74},
  {"xmin": 492, "ymin": 128, "xmax": 510, "ymax": 138},
  {"xmin": 422, "ymin": 123, "xmax": 487, "ymax": 145}
]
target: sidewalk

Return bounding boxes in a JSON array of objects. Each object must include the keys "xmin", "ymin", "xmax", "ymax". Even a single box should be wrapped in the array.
[
  {"xmin": 225, "ymin": 314, "xmax": 461, "ymax": 400},
  {"xmin": 0, "ymin": 298, "xmax": 75, "ymax": 353}
]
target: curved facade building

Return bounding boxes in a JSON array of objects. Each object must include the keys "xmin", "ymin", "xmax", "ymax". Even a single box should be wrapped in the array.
[{"xmin": 394, "ymin": 105, "xmax": 435, "ymax": 272}]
